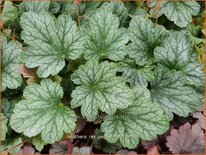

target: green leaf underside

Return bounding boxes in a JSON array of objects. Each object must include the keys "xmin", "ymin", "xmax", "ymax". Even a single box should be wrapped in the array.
[
  {"xmin": 71, "ymin": 60, "xmax": 134, "ymax": 121},
  {"xmin": 154, "ymin": 32, "xmax": 191, "ymax": 69},
  {"xmin": 20, "ymin": 12, "xmax": 84, "ymax": 78},
  {"xmin": 150, "ymin": 67, "xmax": 202, "ymax": 119},
  {"xmin": 2, "ymin": 36, "xmax": 23, "ymax": 91},
  {"xmin": 19, "ymin": 1, "xmax": 50, "ymax": 13},
  {"xmin": 83, "ymin": 7, "xmax": 129, "ymax": 61},
  {"xmin": 128, "ymin": 16, "xmax": 165, "ymax": 65},
  {"xmin": 149, "ymin": 0, "xmax": 200, "ymax": 27},
  {"xmin": 101, "ymin": 87, "xmax": 169, "ymax": 149},
  {"xmin": 10, "ymin": 79, "xmax": 77, "ymax": 144},
  {"xmin": 119, "ymin": 59, "xmax": 155, "ymax": 87}
]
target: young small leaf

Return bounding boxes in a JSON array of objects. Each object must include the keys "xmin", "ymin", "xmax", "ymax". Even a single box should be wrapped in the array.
[{"xmin": 32, "ymin": 135, "xmax": 46, "ymax": 152}]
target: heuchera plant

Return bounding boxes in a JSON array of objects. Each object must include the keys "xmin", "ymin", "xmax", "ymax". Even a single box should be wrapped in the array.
[{"xmin": 1, "ymin": 0, "xmax": 205, "ymax": 154}]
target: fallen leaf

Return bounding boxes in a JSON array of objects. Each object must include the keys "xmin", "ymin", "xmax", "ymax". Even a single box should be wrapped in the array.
[
  {"xmin": 19, "ymin": 64, "xmax": 37, "ymax": 84},
  {"xmin": 19, "ymin": 64, "xmax": 36, "ymax": 78},
  {"xmin": 166, "ymin": 123, "xmax": 205, "ymax": 154}
]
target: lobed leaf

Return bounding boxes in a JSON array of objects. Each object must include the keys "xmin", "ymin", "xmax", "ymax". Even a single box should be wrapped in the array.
[
  {"xmin": 101, "ymin": 87, "xmax": 169, "ymax": 149},
  {"xmin": 83, "ymin": 7, "xmax": 129, "ymax": 61},
  {"xmin": 10, "ymin": 79, "xmax": 77, "ymax": 144},
  {"xmin": 148, "ymin": 0, "xmax": 200, "ymax": 27},
  {"xmin": 20, "ymin": 12, "xmax": 84, "ymax": 78},
  {"xmin": 2, "ymin": 36, "xmax": 23, "ymax": 91},
  {"xmin": 150, "ymin": 67, "xmax": 202, "ymax": 119},
  {"xmin": 128, "ymin": 16, "xmax": 166, "ymax": 65},
  {"xmin": 71, "ymin": 59, "xmax": 134, "ymax": 121}
]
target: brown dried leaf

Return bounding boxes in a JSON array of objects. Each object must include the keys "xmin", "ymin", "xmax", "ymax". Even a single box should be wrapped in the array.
[
  {"xmin": 19, "ymin": 64, "xmax": 36, "ymax": 78},
  {"xmin": 74, "ymin": 119, "xmax": 87, "ymax": 134},
  {"xmin": 147, "ymin": 145, "xmax": 160, "ymax": 155},
  {"xmin": 19, "ymin": 64, "xmax": 37, "ymax": 84}
]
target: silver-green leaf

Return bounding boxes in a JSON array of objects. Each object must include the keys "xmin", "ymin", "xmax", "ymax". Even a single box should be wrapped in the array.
[
  {"xmin": 148, "ymin": 0, "xmax": 200, "ymax": 27},
  {"xmin": 83, "ymin": 7, "xmax": 129, "ymax": 61},
  {"xmin": 118, "ymin": 59, "xmax": 155, "ymax": 87},
  {"xmin": 19, "ymin": 1, "xmax": 50, "ymax": 13},
  {"xmin": 101, "ymin": 87, "xmax": 169, "ymax": 149},
  {"xmin": 154, "ymin": 32, "xmax": 191, "ymax": 69},
  {"xmin": 71, "ymin": 60, "xmax": 134, "ymax": 121},
  {"xmin": 20, "ymin": 12, "xmax": 84, "ymax": 78},
  {"xmin": 10, "ymin": 79, "xmax": 77, "ymax": 144},
  {"xmin": 1, "ymin": 113, "xmax": 8, "ymax": 141},
  {"xmin": 150, "ymin": 66, "xmax": 202, "ymax": 119},
  {"xmin": 2, "ymin": 36, "xmax": 23, "ymax": 91},
  {"xmin": 128, "ymin": 16, "xmax": 166, "ymax": 65},
  {"xmin": 183, "ymin": 63, "xmax": 205, "ymax": 88},
  {"xmin": 32, "ymin": 135, "xmax": 46, "ymax": 152}
]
